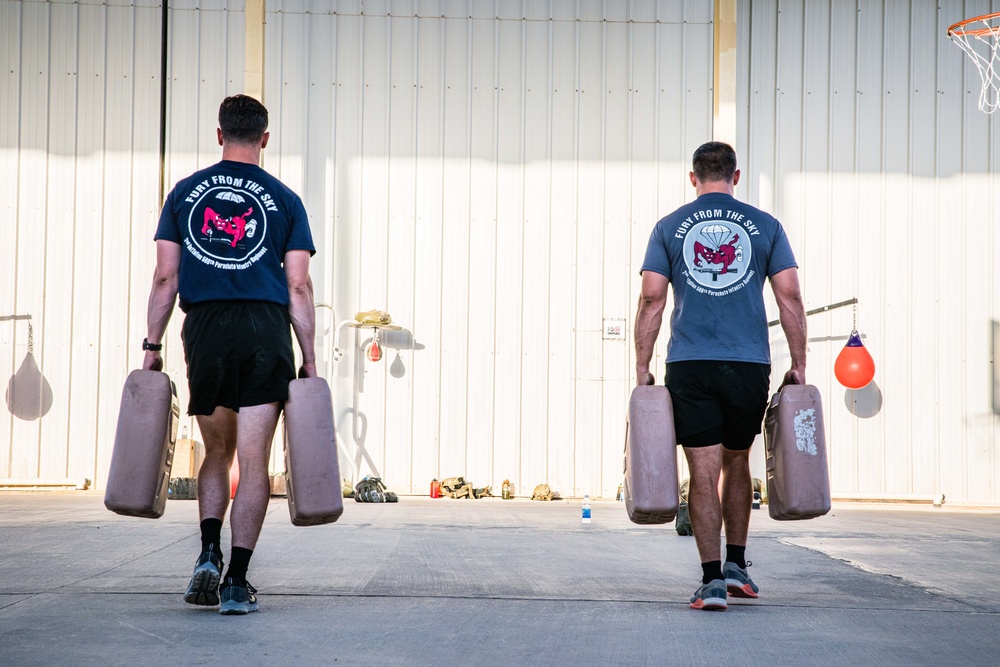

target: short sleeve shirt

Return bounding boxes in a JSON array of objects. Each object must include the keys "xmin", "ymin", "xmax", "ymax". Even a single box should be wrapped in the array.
[
  {"xmin": 155, "ymin": 160, "xmax": 315, "ymax": 309},
  {"xmin": 640, "ymin": 192, "xmax": 797, "ymax": 364}
]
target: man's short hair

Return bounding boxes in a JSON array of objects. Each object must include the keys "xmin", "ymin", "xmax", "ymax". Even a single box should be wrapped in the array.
[
  {"xmin": 218, "ymin": 95, "xmax": 268, "ymax": 145},
  {"xmin": 692, "ymin": 142, "xmax": 737, "ymax": 183}
]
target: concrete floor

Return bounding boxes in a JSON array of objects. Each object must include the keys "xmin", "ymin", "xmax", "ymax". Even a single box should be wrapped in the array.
[{"xmin": 0, "ymin": 493, "xmax": 997, "ymax": 666}]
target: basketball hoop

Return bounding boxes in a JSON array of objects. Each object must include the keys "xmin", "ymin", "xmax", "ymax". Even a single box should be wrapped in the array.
[{"xmin": 948, "ymin": 12, "xmax": 1000, "ymax": 114}]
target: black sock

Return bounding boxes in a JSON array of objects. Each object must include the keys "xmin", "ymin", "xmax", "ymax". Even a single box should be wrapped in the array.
[
  {"xmin": 225, "ymin": 546, "xmax": 253, "ymax": 584},
  {"xmin": 701, "ymin": 560, "xmax": 724, "ymax": 584},
  {"xmin": 726, "ymin": 544, "xmax": 747, "ymax": 569},
  {"xmin": 200, "ymin": 518, "xmax": 223, "ymax": 558}
]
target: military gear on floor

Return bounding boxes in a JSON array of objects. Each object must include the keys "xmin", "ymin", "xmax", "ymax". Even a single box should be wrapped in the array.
[
  {"xmin": 354, "ymin": 476, "xmax": 398, "ymax": 503},
  {"xmin": 439, "ymin": 476, "xmax": 491, "ymax": 499},
  {"xmin": 531, "ymin": 484, "xmax": 555, "ymax": 501}
]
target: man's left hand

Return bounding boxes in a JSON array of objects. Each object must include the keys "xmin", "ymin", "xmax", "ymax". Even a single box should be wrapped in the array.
[{"xmin": 142, "ymin": 351, "xmax": 163, "ymax": 372}]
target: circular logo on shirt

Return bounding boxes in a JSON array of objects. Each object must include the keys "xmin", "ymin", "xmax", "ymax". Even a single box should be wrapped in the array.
[
  {"xmin": 682, "ymin": 220, "xmax": 750, "ymax": 290},
  {"xmin": 186, "ymin": 186, "xmax": 268, "ymax": 264}
]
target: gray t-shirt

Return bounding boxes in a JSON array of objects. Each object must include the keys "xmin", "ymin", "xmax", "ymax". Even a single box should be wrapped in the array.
[{"xmin": 640, "ymin": 192, "xmax": 797, "ymax": 364}]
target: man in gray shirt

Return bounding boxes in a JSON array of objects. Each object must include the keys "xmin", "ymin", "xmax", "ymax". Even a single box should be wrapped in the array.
[{"xmin": 634, "ymin": 141, "xmax": 807, "ymax": 611}]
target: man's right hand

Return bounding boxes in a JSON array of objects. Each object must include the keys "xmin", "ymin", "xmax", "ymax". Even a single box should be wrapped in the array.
[
  {"xmin": 636, "ymin": 370, "xmax": 656, "ymax": 386},
  {"xmin": 298, "ymin": 360, "xmax": 318, "ymax": 379},
  {"xmin": 779, "ymin": 367, "xmax": 805, "ymax": 388}
]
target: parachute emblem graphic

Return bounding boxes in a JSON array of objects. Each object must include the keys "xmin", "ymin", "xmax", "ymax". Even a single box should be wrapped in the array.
[
  {"xmin": 216, "ymin": 191, "xmax": 246, "ymax": 204},
  {"xmin": 692, "ymin": 223, "xmax": 743, "ymax": 281}
]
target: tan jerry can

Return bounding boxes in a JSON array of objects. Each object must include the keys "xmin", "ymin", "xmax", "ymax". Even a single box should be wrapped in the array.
[
  {"xmin": 623, "ymin": 385, "xmax": 679, "ymax": 524},
  {"xmin": 763, "ymin": 384, "xmax": 831, "ymax": 520},
  {"xmin": 283, "ymin": 377, "xmax": 344, "ymax": 526},
  {"xmin": 104, "ymin": 370, "xmax": 180, "ymax": 518}
]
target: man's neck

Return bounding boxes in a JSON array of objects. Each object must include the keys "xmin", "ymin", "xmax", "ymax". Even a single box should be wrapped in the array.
[
  {"xmin": 695, "ymin": 181, "xmax": 734, "ymax": 197},
  {"xmin": 220, "ymin": 144, "xmax": 262, "ymax": 165}
]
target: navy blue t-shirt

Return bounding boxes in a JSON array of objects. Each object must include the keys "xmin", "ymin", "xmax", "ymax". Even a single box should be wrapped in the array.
[
  {"xmin": 155, "ymin": 160, "xmax": 315, "ymax": 309},
  {"xmin": 640, "ymin": 192, "xmax": 797, "ymax": 364}
]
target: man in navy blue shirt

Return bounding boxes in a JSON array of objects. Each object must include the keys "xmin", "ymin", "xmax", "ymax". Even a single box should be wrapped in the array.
[
  {"xmin": 142, "ymin": 95, "xmax": 317, "ymax": 615},
  {"xmin": 634, "ymin": 142, "xmax": 807, "ymax": 611}
]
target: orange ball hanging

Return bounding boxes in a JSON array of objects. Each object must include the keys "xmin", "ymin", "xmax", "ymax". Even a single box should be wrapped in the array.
[
  {"xmin": 367, "ymin": 336, "xmax": 382, "ymax": 362},
  {"xmin": 834, "ymin": 331, "xmax": 875, "ymax": 389}
]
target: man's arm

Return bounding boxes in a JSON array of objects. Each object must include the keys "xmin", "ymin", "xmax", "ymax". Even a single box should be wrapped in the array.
[
  {"xmin": 285, "ymin": 249, "xmax": 317, "ymax": 379},
  {"xmin": 143, "ymin": 240, "xmax": 181, "ymax": 372},
  {"xmin": 770, "ymin": 267, "xmax": 807, "ymax": 387},
  {"xmin": 634, "ymin": 271, "xmax": 669, "ymax": 386}
]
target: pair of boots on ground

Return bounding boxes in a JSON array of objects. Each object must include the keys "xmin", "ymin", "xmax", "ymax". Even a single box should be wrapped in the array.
[{"xmin": 183, "ymin": 518, "xmax": 258, "ymax": 615}]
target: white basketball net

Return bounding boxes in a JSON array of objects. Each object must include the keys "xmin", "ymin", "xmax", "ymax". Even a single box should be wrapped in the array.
[{"xmin": 949, "ymin": 14, "xmax": 1000, "ymax": 114}]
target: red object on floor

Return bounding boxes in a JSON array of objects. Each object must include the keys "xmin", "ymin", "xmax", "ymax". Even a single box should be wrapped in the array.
[
  {"xmin": 430, "ymin": 479, "xmax": 441, "ymax": 498},
  {"xmin": 230, "ymin": 457, "xmax": 240, "ymax": 499}
]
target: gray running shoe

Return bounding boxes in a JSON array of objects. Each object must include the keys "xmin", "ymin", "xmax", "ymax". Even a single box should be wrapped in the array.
[
  {"xmin": 689, "ymin": 578, "xmax": 728, "ymax": 611},
  {"xmin": 184, "ymin": 550, "xmax": 223, "ymax": 606},
  {"xmin": 219, "ymin": 577, "xmax": 258, "ymax": 615},
  {"xmin": 723, "ymin": 560, "xmax": 760, "ymax": 599}
]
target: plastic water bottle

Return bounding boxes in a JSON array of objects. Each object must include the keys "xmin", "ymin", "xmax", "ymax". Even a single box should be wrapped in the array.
[{"xmin": 582, "ymin": 494, "xmax": 592, "ymax": 524}]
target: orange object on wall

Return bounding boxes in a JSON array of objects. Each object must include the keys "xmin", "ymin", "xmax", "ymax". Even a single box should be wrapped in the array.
[
  {"xmin": 834, "ymin": 331, "xmax": 876, "ymax": 389},
  {"xmin": 430, "ymin": 479, "xmax": 441, "ymax": 498},
  {"xmin": 367, "ymin": 337, "xmax": 382, "ymax": 362}
]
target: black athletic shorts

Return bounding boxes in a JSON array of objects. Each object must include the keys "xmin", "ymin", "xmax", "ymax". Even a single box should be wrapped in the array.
[
  {"xmin": 664, "ymin": 360, "xmax": 770, "ymax": 451},
  {"xmin": 181, "ymin": 300, "xmax": 296, "ymax": 416}
]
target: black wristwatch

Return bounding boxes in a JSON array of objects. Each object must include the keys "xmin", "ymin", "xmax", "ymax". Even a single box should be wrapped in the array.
[{"xmin": 142, "ymin": 338, "xmax": 163, "ymax": 352}]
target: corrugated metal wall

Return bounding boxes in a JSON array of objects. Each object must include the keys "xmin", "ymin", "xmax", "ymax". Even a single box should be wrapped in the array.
[
  {"xmin": 265, "ymin": 0, "xmax": 714, "ymax": 498},
  {"xmin": 0, "ymin": 0, "xmax": 247, "ymax": 490},
  {"xmin": 1, "ymin": 0, "xmax": 712, "ymax": 498},
  {"xmin": 1, "ymin": 0, "xmax": 165, "ymax": 489},
  {"xmin": 8, "ymin": 0, "xmax": 998, "ymax": 505},
  {"xmin": 738, "ymin": 0, "xmax": 1000, "ymax": 505}
]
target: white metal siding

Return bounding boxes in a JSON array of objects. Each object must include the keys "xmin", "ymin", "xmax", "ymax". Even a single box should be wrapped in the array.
[
  {"xmin": 264, "ymin": 0, "xmax": 714, "ymax": 498},
  {"xmin": 1, "ymin": 0, "xmax": 165, "ymax": 489},
  {"xmin": 738, "ymin": 0, "xmax": 1000, "ymax": 505},
  {"xmin": 15, "ymin": 0, "xmax": 997, "ymax": 506}
]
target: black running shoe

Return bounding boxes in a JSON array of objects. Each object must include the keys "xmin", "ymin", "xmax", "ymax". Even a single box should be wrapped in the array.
[
  {"xmin": 219, "ymin": 577, "xmax": 258, "ymax": 615},
  {"xmin": 184, "ymin": 550, "xmax": 223, "ymax": 606}
]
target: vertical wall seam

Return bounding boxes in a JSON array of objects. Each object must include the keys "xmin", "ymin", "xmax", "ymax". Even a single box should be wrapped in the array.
[
  {"xmin": 826, "ymin": 0, "xmax": 835, "ymax": 469},
  {"xmin": 92, "ymin": 2, "xmax": 111, "ymax": 486},
  {"xmin": 772, "ymin": 0, "xmax": 780, "ymax": 219},
  {"xmin": 548, "ymin": 6, "xmax": 555, "ymax": 482},
  {"xmin": 65, "ymin": 0, "xmax": 82, "ymax": 477},
  {"xmin": 6, "ymin": 1, "xmax": 23, "ymax": 476},
  {"xmin": 381, "ymin": 14, "xmax": 392, "ymax": 478},
  {"xmin": 464, "ymin": 14, "xmax": 472, "ymax": 473},
  {"xmin": 879, "ymin": 0, "xmax": 888, "ymax": 493},
  {"xmin": 409, "ymin": 11, "xmax": 419, "ymax": 492},
  {"xmin": 598, "ymin": 1, "xmax": 607, "ymax": 497},
  {"xmin": 490, "ymin": 8, "xmax": 499, "ymax": 484},
  {"xmin": 851, "ymin": 0, "xmax": 861, "ymax": 491},
  {"xmin": 435, "ymin": 12, "xmax": 447, "ymax": 480},
  {"xmin": 516, "ymin": 5, "xmax": 528, "ymax": 487},
  {"xmin": 571, "ymin": 4, "xmax": 582, "ymax": 493},
  {"xmin": 906, "ymin": 0, "xmax": 916, "ymax": 493},
  {"xmin": 933, "ymin": 1, "xmax": 942, "ymax": 497},
  {"xmin": 799, "ymin": 0, "xmax": 807, "ymax": 305},
  {"xmin": 37, "ymin": 0, "xmax": 53, "ymax": 477}
]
